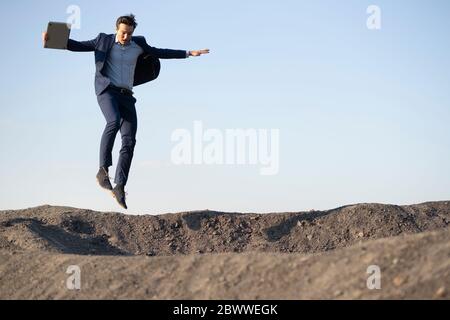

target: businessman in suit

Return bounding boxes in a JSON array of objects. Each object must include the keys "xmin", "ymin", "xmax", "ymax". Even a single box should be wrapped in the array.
[{"xmin": 42, "ymin": 14, "xmax": 209, "ymax": 209}]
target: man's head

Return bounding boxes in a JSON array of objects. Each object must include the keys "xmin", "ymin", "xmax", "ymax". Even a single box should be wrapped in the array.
[{"xmin": 115, "ymin": 14, "xmax": 138, "ymax": 45}]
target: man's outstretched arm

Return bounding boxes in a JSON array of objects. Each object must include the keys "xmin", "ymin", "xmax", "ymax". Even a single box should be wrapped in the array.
[
  {"xmin": 137, "ymin": 36, "xmax": 209, "ymax": 59},
  {"xmin": 145, "ymin": 45, "xmax": 210, "ymax": 59},
  {"xmin": 146, "ymin": 45, "xmax": 210, "ymax": 59},
  {"xmin": 42, "ymin": 32, "xmax": 99, "ymax": 52}
]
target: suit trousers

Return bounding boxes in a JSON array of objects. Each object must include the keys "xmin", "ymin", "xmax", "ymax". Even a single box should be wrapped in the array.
[{"xmin": 97, "ymin": 88, "xmax": 137, "ymax": 186}]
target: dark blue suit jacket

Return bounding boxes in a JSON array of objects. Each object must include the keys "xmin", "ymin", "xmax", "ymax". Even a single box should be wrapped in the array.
[{"xmin": 67, "ymin": 33, "xmax": 187, "ymax": 95}]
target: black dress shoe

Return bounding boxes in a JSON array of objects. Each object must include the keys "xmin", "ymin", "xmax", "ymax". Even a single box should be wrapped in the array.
[
  {"xmin": 96, "ymin": 167, "xmax": 113, "ymax": 190},
  {"xmin": 112, "ymin": 184, "xmax": 128, "ymax": 209}
]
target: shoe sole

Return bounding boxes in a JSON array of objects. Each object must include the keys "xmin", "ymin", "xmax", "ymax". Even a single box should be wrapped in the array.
[{"xmin": 111, "ymin": 191, "xmax": 127, "ymax": 210}]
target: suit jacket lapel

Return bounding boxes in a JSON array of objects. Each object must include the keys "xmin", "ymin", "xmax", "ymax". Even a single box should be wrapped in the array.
[{"xmin": 105, "ymin": 34, "xmax": 115, "ymax": 54}]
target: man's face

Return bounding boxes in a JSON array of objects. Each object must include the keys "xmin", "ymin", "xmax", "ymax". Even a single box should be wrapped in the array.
[{"xmin": 116, "ymin": 23, "xmax": 134, "ymax": 45}]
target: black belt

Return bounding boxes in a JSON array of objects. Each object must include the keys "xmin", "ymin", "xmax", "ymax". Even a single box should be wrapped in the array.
[{"xmin": 108, "ymin": 85, "xmax": 134, "ymax": 96}]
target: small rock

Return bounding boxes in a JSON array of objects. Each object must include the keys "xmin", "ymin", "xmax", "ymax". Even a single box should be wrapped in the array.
[
  {"xmin": 109, "ymin": 236, "xmax": 118, "ymax": 244},
  {"xmin": 212, "ymin": 231, "xmax": 220, "ymax": 236},
  {"xmin": 434, "ymin": 287, "xmax": 446, "ymax": 298},
  {"xmin": 299, "ymin": 257, "xmax": 309, "ymax": 262},
  {"xmin": 393, "ymin": 275, "xmax": 407, "ymax": 287},
  {"xmin": 358, "ymin": 232, "xmax": 364, "ymax": 238},
  {"xmin": 333, "ymin": 290, "xmax": 343, "ymax": 297},
  {"xmin": 392, "ymin": 258, "xmax": 399, "ymax": 265},
  {"xmin": 307, "ymin": 234, "xmax": 313, "ymax": 241}
]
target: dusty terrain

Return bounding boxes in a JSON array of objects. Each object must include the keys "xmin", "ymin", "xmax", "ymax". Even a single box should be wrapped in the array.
[{"xmin": 0, "ymin": 201, "xmax": 449, "ymax": 299}]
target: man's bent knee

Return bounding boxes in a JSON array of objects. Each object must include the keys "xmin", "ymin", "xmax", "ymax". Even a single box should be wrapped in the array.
[{"xmin": 105, "ymin": 120, "xmax": 121, "ymax": 131}]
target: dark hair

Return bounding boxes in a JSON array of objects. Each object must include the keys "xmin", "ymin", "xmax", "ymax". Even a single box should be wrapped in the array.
[{"xmin": 116, "ymin": 14, "xmax": 138, "ymax": 30}]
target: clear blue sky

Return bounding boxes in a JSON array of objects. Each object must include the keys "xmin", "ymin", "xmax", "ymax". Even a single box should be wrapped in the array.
[{"xmin": 1, "ymin": 0, "xmax": 449, "ymax": 214}]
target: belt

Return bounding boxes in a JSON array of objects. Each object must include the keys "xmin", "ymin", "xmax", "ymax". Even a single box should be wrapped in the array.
[{"xmin": 108, "ymin": 85, "xmax": 134, "ymax": 96}]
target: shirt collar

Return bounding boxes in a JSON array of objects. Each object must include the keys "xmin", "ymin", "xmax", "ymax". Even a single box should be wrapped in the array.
[{"xmin": 114, "ymin": 34, "xmax": 132, "ymax": 46}]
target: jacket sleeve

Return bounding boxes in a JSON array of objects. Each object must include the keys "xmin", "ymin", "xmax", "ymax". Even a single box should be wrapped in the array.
[
  {"xmin": 66, "ymin": 34, "xmax": 101, "ymax": 52},
  {"xmin": 139, "ymin": 36, "xmax": 187, "ymax": 59}
]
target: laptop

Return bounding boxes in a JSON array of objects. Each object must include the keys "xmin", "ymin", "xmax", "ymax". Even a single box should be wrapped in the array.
[{"xmin": 44, "ymin": 22, "xmax": 71, "ymax": 49}]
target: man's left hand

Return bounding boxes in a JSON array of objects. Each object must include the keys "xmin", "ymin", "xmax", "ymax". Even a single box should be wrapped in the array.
[{"xmin": 189, "ymin": 49, "xmax": 210, "ymax": 56}]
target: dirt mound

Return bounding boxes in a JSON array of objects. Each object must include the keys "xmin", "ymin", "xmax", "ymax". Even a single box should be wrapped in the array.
[
  {"xmin": 0, "ymin": 226, "xmax": 448, "ymax": 299},
  {"xmin": 1, "ymin": 201, "xmax": 449, "ymax": 299},
  {"xmin": 1, "ymin": 201, "xmax": 449, "ymax": 256}
]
